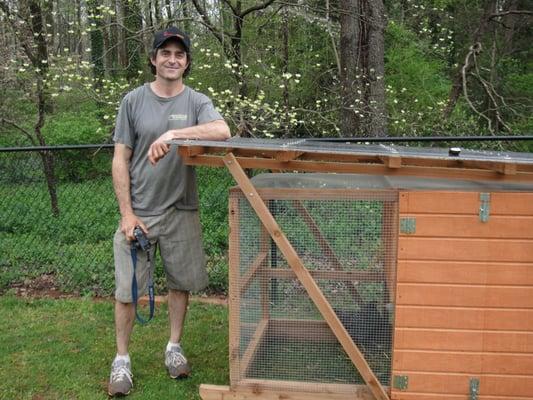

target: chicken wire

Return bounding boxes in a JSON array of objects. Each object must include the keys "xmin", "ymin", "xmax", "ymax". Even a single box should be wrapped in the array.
[{"xmin": 229, "ymin": 176, "xmax": 397, "ymax": 394}]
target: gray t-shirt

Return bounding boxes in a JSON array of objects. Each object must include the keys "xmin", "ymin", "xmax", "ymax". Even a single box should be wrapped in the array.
[{"xmin": 113, "ymin": 84, "xmax": 223, "ymax": 216}]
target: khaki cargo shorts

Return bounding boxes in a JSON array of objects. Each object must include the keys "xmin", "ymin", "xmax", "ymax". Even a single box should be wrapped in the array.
[{"xmin": 113, "ymin": 207, "xmax": 208, "ymax": 303}]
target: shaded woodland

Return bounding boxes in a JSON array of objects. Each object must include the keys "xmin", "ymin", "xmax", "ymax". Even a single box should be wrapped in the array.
[{"xmin": 1, "ymin": 0, "xmax": 531, "ymax": 145}]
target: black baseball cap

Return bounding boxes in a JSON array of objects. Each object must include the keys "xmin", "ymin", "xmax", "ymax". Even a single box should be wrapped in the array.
[{"xmin": 152, "ymin": 27, "xmax": 191, "ymax": 52}]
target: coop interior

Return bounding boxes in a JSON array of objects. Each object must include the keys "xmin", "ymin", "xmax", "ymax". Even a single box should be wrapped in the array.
[{"xmin": 228, "ymin": 174, "xmax": 398, "ymax": 395}]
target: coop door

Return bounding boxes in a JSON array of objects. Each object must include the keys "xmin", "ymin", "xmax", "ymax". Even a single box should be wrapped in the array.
[
  {"xmin": 392, "ymin": 191, "xmax": 533, "ymax": 399},
  {"xmin": 229, "ymin": 188, "xmax": 398, "ymax": 394}
]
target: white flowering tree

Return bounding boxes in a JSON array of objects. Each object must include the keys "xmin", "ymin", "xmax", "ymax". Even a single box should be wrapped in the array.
[{"xmin": 0, "ymin": 0, "xmax": 60, "ymax": 215}]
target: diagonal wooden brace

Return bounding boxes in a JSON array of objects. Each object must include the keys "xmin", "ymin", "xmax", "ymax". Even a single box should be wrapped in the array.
[{"xmin": 223, "ymin": 152, "xmax": 390, "ymax": 400}]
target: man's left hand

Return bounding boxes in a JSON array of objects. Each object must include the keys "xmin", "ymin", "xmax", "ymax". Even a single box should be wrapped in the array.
[{"xmin": 148, "ymin": 131, "xmax": 173, "ymax": 165}]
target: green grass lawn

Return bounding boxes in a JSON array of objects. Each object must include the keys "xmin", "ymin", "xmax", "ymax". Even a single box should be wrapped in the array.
[{"xmin": 0, "ymin": 296, "xmax": 229, "ymax": 399}]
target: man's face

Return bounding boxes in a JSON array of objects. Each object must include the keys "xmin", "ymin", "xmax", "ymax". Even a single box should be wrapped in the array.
[{"xmin": 151, "ymin": 40, "xmax": 189, "ymax": 81}]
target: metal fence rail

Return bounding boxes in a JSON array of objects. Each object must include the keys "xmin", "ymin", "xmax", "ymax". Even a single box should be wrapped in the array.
[{"xmin": 0, "ymin": 145, "xmax": 233, "ymax": 296}]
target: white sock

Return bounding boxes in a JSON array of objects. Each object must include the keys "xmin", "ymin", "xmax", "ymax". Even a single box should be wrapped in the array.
[
  {"xmin": 166, "ymin": 341, "xmax": 180, "ymax": 351},
  {"xmin": 115, "ymin": 353, "xmax": 131, "ymax": 364}
]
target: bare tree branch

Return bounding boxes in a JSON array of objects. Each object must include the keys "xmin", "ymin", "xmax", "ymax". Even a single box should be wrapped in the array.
[
  {"xmin": 0, "ymin": 118, "xmax": 38, "ymax": 145},
  {"xmin": 471, "ymin": 71, "xmax": 512, "ymax": 132},
  {"xmin": 489, "ymin": 10, "xmax": 533, "ymax": 20},
  {"xmin": 241, "ymin": 0, "xmax": 276, "ymax": 18},
  {"xmin": 326, "ymin": 0, "xmax": 341, "ymax": 76},
  {"xmin": 220, "ymin": 0, "xmax": 238, "ymax": 17},
  {"xmin": 462, "ymin": 43, "xmax": 494, "ymax": 133}
]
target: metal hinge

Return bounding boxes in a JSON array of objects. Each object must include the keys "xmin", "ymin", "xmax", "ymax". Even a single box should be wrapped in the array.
[
  {"xmin": 393, "ymin": 375, "xmax": 408, "ymax": 390},
  {"xmin": 469, "ymin": 377, "xmax": 480, "ymax": 400},
  {"xmin": 400, "ymin": 217, "xmax": 416, "ymax": 234},
  {"xmin": 479, "ymin": 193, "xmax": 490, "ymax": 223}
]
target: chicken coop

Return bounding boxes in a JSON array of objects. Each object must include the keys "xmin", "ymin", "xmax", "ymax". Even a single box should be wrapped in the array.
[{"xmin": 171, "ymin": 138, "xmax": 533, "ymax": 400}]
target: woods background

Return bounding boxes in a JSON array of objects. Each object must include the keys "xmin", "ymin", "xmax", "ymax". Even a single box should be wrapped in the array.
[{"xmin": 0, "ymin": 0, "xmax": 531, "ymax": 146}]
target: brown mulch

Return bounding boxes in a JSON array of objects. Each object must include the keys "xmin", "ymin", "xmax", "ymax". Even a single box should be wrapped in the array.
[
  {"xmin": 7, "ymin": 274, "xmax": 227, "ymax": 306},
  {"xmin": 8, "ymin": 273, "xmax": 77, "ymax": 299}
]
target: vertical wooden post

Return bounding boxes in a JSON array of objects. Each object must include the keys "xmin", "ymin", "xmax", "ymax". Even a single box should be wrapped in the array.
[
  {"xmin": 228, "ymin": 195, "xmax": 242, "ymax": 385},
  {"xmin": 382, "ymin": 200, "xmax": 398, "ymax": 305},
  {"xmin": 260, "ymin": 224, "xmax": 271, "ymax": 319}
]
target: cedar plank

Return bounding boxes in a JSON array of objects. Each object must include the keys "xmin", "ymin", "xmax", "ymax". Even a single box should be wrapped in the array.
[{"xmin": 398, "ymin": 237, "xmax": 533, "ymax": 263}]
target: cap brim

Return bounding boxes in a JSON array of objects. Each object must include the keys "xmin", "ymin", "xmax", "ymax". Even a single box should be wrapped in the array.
[{"xmin": 154, "ymin": 36, "xmax": 189, "ymax": 51}]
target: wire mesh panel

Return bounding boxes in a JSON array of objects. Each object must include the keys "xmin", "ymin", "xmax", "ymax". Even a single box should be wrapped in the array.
[
  {"xmin": 0, "ymin": 147, "xmax": 233, "ymax": 296},
  {"xmin": 228, "ymin": 177, "xmax": 398, "ymax": 395}
]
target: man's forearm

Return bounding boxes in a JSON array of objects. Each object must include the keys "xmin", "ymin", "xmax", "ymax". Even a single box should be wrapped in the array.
[
  {"xmin": 112, "ymin": 156, "xmax": 134, "ymax": 218},
  {"xmin": 148, "ymin": 119, "xmax": 230, "ymax": 165},
  {"xmin": 168, "ymin": 119, "xmax": 230, "ymax": 141}
]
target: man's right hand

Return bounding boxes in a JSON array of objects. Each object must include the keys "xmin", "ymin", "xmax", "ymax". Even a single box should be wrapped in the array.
[{"xmin": 120, "ymin": 213, "xmax": 148, "ymax": 242}]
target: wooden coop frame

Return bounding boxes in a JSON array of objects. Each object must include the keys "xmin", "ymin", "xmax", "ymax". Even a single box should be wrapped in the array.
[{"xmin": 169, "ymin": 138, "xmax": 533, "ymax": 400}]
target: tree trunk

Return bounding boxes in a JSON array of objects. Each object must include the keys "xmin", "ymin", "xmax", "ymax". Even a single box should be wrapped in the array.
[
  {"xmin": 282, "ymin": 7, "xmax": 290, "ymax": 137},
  {"xmin": 106, "ymin": 0, "xmax": 120, "ymax": 77},
  {"xmin": 366, "ymin": 0, "xmax": 387, "ymax": 136},
  {"xmin": 233, "ymin": 1, "xmax": 247, "ymax": 99},
  {"xmin": 76, "ymin": 0, "xmax": 84, "ymax": 56},
  {"xmin": 122, "ymin": 0, "xmax": 143, "ymax": 82},
  {"xmin": 88, "ymin": 0, "xmax": 105, "ymax": 86},
  {"xmin": 116, "ymin": 0, "xmax": 128, "ymax": 70},
  {"xmin": 181, "ymin": 0, "xmax": 191, "ymax": 33},
  {"xmin": 339, "ymin": 0, "xmax": 362, "ymax": 136},
  {"xmin": 43, "ymin": 0, "xmax": 56, "ymax": 52},
  {"xmin": 27, "ymin": 0, "xmax": 59, "ymax": 216},
  {"xmin": 165, "ymin": 0, "xmax": 172, "ymax": 19},
  {"xmin": 147, "ymin": 0, "xmax": 154, "ymax": 29},
  {"xmin": 502, "ymin": 0, "xmax": 520, "ymax": 52}
]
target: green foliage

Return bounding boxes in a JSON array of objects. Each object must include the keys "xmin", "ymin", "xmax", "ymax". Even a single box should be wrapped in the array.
[
  {"xmin": 0, "ymin": 297, "xmax": 228, "ymax": 399},
  {"xmin": 40, "ymin": 109, "xmax": 110, "ymax": 181},
  {"xmin": 43, "ymin": 111, "xmax": 107, "ymax": 145},
  {"xmin": 385, "ymin": 21, "xmax": 481, "ymax": 135}
]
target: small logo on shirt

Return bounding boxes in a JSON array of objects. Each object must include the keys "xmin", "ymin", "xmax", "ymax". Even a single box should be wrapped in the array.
[{"xmin": 169, "ymin": 114, "xmax": 187, "ymax": 121}]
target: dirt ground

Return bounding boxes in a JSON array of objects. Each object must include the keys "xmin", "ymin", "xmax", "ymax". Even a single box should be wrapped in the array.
[{"xmin": 7, "ymin": 274, "xmax": 228, "ymax": 306}]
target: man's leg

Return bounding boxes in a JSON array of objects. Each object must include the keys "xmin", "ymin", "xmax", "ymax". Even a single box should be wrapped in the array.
[
  {"xmin": 165, "ymin": 288, "xmax": 191, "ymax": 378},
  {"xmin": 108, "ymin": 301, "xmax": 135, "ymax": 396},
  {"xmin": 109, "ymin": 225, "xmax": 143, "ymax": 396},
  {"xmin": 161, "ymin": 209, "xmax": 207, "ymax": 378},
  {"xmin": 168, "ymin": 288, "xmax": 189, "ymax": 343},
  {"xmin": 115, "ymin": 301, "xmax": 135, "ymax": 355}
]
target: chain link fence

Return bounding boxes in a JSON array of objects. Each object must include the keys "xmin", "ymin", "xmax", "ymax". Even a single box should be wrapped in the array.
[{"xmin": 0, "ymin": 145, "xmax": 233, "ymax": 296}]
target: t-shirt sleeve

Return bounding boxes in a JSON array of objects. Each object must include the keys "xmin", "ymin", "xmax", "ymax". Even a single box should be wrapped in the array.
[
  {"xmin": 113, "ymin": 95, "xmax": 135, "ymax": 148},
  {"xmin": 195, "ymin": 93, "xmax": 224, "ymax": 125}
]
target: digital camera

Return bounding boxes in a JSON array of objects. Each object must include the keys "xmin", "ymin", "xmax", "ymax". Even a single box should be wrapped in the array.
[{"xmin": 133, "ymin": 226, "xmax": 151, "ymax": 251}]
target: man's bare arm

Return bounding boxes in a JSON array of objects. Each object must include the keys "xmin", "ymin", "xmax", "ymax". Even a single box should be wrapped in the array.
[
  {"xmin": 112, "ymin": 143, "xmax": 148, "ymax": 239},
  {"xmin": 148, "ymin": 119, "xmax": 230, "ymax": 165}
]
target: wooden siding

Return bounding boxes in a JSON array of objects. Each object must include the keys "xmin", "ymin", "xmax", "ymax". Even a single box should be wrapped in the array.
[{"xmin": 393, "ymin": 191, "xmax": 533, "ymax": 400}]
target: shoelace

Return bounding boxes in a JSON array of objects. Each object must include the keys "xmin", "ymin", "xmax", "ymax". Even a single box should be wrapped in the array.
[
  {"xmin": 167, "ymin": 350, "xmax": 187, "ymax": 367},
  {"xmin": 111, "ymin": 365, "xmax": 133, "ymax": 383}
]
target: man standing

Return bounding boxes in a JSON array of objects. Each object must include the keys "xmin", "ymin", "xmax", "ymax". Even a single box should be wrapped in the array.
[{"xmin": 109, "ymin": 27, "xmax": 230, "ymax": 396}]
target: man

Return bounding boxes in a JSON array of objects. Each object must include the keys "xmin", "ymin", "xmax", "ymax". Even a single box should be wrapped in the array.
[{"xmin": 109, "ymin": 26, "xmax": 230, "ymax": 396}]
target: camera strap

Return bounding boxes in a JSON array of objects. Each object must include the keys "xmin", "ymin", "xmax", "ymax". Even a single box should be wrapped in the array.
[{"xmin": 130, "ymin": 244, "xmax": 155, "ymax": 324}]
